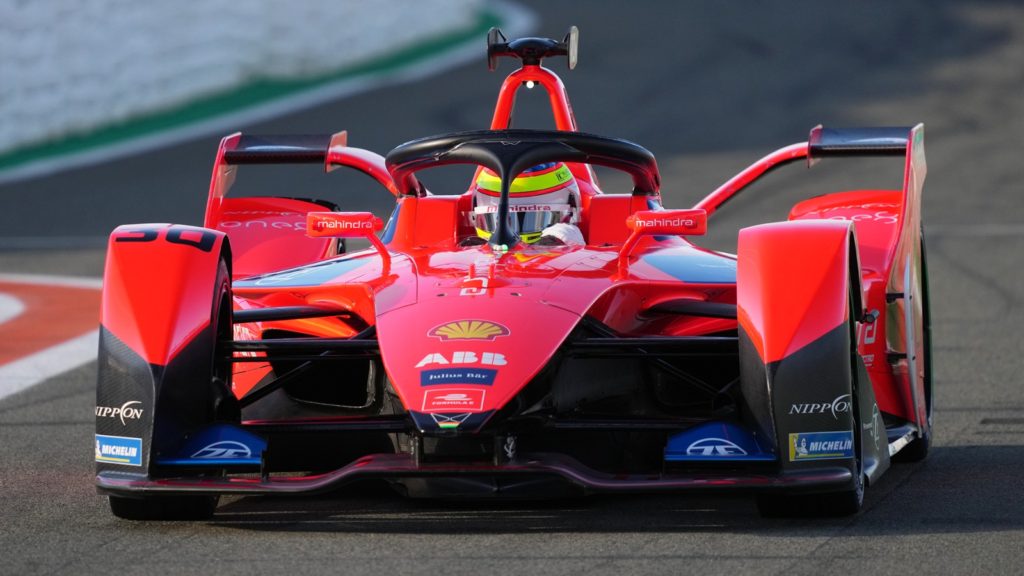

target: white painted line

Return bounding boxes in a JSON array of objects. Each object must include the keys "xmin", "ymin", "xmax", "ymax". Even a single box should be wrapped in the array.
[
  {"xmin": 0, "ymin": 293, "xmax": 25, "ymax": 325},
  {"xmin": 0, "ymin": 329, "xmax": 98, "ymax": 402},
  {"xmin": 0, "ymin": 1, "xmax": 537, "ymax": 187},
  {"xmin": 0, "ymin": 273, "xmax": 103, "ymax": 402},
  {"xmin": 0, "ymin": 273, "xmax": 103, "ymax": 289}
]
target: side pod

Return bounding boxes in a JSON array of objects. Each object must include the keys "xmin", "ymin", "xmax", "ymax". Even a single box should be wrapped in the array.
[
  {"xmin": 736, "ymin": 220, "xmax": 885, "ymax": 485},
  {"xmin": 96, "ymin": 224, "xmax": 233, "ymax": 482}
]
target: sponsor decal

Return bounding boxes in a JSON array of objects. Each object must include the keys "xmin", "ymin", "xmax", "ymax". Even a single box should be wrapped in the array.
[
  {"xmin": 192, "ymin": 441, "xmax": 252, "ymax": 460},
  {"xmin": 826, "ymin": 211, "xmax": 898, "ymax": 225},
  {"xmin": 313, "ymin": 218, "xmax": 374, "ymax": 231},
  {"xmin": 306, "ymin": 212, "xmax": 382, "ymax": 237},
  {"xmin": 636, "ymin": 217, "xmax": 697, "ymax": 228},
  {"xmin": 428, "ymin": 320, "xmax": 510, "ymax": 341},
  {"xmin": 788, "ymin": 431, "xmax": 855, "ymax": 462},
  {"xmin": 503, "ymin": 436, "xmax": 517, "ymax": 460},
  {"xmin": 686, "ymin": 437, "xmax": 748, "ymax": 457},
  {"xmin": 627, "ymin": 209, "xmax": 707, "ymax": 235},
  {"xmin": 459, "ymin": 277, "xmax": 490, "ymax": 297},
  {"xmin": 789, "ymin": 394, "xmax": 851, "ymax": 419},
  {"xmin": 219, "ymin": 220, "xmax": 306, "ymax": 230},
  {"xmin": 95, "ymin": 434, "xmax": 143, "ymax": 466},
  {"xmin": 415, "ymin": 351, "xmax": 507, "ymax": 368},
  {"xmin": 430, "ymin": 413, "xmax": 471, "ymax": 429},
  {"xmin": 95, "ymin": 400, "xmax": 144, "ymax": 426},
  {"xmin": 422, "ymin": 388, "xmax": 486, "ymax": 412},
  {"xmin": 861, "ymin": 309, "xmax": 879, "ymax": 345},
  {"xmin": 420, "ymin": 368, "xmax": 497, "ymax": 386},
  {"xmin": 474, "ymin": 203, "xmax": 571, "ymax": 214},
  {"xmin": 862, "ymin": 403, "xmax": 883, "ymax": 450}
]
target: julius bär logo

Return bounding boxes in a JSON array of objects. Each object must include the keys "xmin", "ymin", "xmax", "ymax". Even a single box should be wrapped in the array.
[{"xmin": 428, "ymin": 320, "xmax": 510, "ymax": 341}]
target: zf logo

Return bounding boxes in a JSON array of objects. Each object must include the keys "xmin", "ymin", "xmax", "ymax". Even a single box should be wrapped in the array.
[
  {"xmin": 191, "ymin": 441, "xmax": 252, "ymax": 459},
  {"xmin": 686, "ymin": 438, "xmax": 748, "ymax": 456},
  {"xmin": 115, "ymin": 225, "xmax": 217, "ymax": 253}
]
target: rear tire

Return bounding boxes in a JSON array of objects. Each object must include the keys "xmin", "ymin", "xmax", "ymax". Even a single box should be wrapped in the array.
[
  {"xmin": 109, "ymin": 495, "xmax": 219, "ymax": 521},
  {"xmin": 893, "ymin": 231, "xmax": 932, "ymax": 463}
]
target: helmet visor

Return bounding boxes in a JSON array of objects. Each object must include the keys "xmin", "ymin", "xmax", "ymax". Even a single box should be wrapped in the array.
[{"xmin": 473, "ymin": 204, "xmax": 572, "ymax": 238}]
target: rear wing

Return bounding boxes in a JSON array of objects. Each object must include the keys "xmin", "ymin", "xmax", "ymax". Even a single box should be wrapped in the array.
[
  {"xmin": 694, "ymin": 124, "xmax": 925, "ymax": 218},
  {"xmin": 807, "ymin": 126, "xmax": 915, "ymax": 161},
  {"xmin": 203, "ymin": 131, "xmax": 401, "ymax": 228}
]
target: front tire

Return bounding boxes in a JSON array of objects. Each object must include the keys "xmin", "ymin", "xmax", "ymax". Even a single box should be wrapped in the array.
[
  {"xmin": 106, "ymin": 254, "xmax": 233, "ymax": 522},
  {"xmin": 757, "ymin": 280, "xmax": 865, "ymax": 518}
]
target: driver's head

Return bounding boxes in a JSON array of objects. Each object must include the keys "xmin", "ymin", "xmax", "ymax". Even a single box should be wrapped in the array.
[{"xmin": 472, "ymin": 162, "xmax": 580, "ymax": 243}]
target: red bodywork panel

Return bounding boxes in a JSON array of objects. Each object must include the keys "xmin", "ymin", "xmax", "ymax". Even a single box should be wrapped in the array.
[
  {"xmin": 231, "ymin": 221, "xmax": 736, "ymax": 421},
  {"xmin": 102, "ymin": 224, "xmax": 227, "ymax": 366},
  {"xmin": 736, "ymin": 220, "xmax": 853, "ymax": 365},
  {"xmin": 790, "ymin": 190, "xmax": 902, "ymax": 413},
  {"xmin": 211, "ymin": 197, "xmax": 338, "ymax": 278}
]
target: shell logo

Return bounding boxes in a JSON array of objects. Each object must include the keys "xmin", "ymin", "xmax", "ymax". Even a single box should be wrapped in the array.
[{"xmin": 428, "ymin": 320, "xmax": 510, "ymax": 341}]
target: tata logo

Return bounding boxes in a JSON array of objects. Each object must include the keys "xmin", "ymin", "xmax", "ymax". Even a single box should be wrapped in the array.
[
  {"xmin": 428, "ymin": 320, "xmax": 510, "ymax": 341},
  {"xmin": 191, "ymin": 441, "xmax": 252, "ymax": 459},
  {"xmin": 789, "ymin": 394, "xmax": 851, "ymax": 419},
  {"xmin": 686, "ymin": 438, "xmax": 748, "ymax": 456},
  {"xmin": 415, "ymin": 351, "xmax": 507, "ymax": 368},
  {"xmin": 95, "ymin": 400, "xmax": 144, "ymax": 426}
]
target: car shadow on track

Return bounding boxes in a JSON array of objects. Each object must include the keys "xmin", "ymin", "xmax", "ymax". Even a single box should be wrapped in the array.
[{"xmin": 206, "ymin": 445, "xmax": 1024, "ymax": 535}]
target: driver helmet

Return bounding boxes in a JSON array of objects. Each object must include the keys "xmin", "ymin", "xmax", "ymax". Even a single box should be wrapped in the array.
[{"xmin": 472, "ymin": 162, "xmax": 581, "ymax": 243}]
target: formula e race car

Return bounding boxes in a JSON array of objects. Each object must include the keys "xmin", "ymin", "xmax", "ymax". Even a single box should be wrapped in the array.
[{"xmin": 95, "ymin": 27, "xmax": 931, "ymax": 520}]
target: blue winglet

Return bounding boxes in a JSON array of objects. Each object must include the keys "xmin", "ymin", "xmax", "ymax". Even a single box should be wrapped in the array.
[
  {"xmin": 665, "ymin": 421, "xmax": 775, "ymax": 462},
  {"xmin": 156, "ymin": 424, "xmax": 266, "ymax": 467}
]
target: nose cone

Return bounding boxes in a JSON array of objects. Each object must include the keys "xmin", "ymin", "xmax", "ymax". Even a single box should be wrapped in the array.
[{"xmin": 376, "ymin": 300, "xmax": 581, "ymax": 432}]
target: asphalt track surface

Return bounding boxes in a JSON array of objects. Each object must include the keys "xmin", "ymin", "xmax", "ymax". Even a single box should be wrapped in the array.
[{"xmin": 2, "ymin": 1, "xmax": 1024, "ymax": 574}]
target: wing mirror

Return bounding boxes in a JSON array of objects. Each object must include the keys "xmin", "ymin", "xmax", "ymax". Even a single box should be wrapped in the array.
[
  {"xmin": 307, "ymin": 212, "xmax": 389, "ymax": 268},
  {"xmin": 618, "ymin": 209, "xmax": 707, "ymax": 273}
]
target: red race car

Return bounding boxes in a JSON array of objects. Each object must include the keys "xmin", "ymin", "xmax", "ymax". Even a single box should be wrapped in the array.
[{"xmin": 95, "ymin": 27, "xmax": 930, "ymax": 519}]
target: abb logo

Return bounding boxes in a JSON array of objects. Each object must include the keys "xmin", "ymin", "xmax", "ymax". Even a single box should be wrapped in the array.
[{"xmin": 415, "ymin": 351, "xmax": 507, "ymax": 368}]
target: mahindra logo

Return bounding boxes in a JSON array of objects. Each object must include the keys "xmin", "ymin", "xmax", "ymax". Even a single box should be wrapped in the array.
[
  {"xmin": 315, "ymin": 219, "xmax": 372, "ymax": 230},
  {"xmin": 636, "ymin": 218, "xmax": 695, "ymax": 228},
  {"xmin": 789, "ymin": 394, "xmax": 851, "ymax": 419}
]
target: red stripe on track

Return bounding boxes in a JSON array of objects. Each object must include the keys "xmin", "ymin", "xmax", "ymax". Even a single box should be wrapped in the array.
[{"xmin": 0, "ymin": 282, "xmax": 100, "ymax": 367}]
